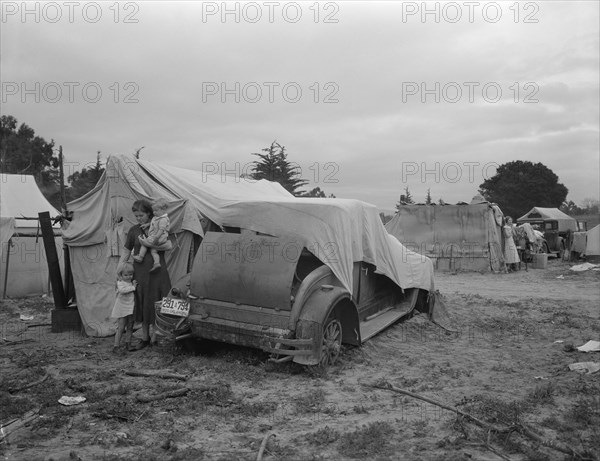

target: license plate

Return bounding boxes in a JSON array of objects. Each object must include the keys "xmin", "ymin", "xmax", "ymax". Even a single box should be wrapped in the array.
[{"xmin": 160, "ymin": 297, "xmax": 190, "ymax": 317}]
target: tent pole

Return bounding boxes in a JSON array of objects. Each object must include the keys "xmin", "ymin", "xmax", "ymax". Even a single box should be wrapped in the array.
[
  {"xmin": 3, "ymin": 237, "xmax": 11, "ymax": 299},
  {"xmin": 38, "ymin": 212, "xmax": 67, "ymax": 308}
]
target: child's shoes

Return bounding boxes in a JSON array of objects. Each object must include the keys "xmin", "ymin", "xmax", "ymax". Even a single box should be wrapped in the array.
[{"xmin": 133, "ymin": 255, "xmax": 143, "ymax": 263}]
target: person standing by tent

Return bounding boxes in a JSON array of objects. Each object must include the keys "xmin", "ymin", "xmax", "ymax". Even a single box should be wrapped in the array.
[
  {"xmin": 503, "ymin": 216, "xmax": 520, "ymax": 272},
  {"xmin": 111, "ymin": 262, "xmax": 136, "ymax": 353},
  {"xmin": 118, "ymin": 199, "xmax": 171, "ymax": 350}
]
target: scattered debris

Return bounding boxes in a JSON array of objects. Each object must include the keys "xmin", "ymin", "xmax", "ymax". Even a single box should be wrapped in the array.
[
  {"xmin": 19, "ymin": 314, "xmax": 34, "ymax": 321},
  {"xmin": 58, "ymin": 396, "xmax": 87, "ymax": 406},
  {"xmin": 569, "ymin": 263, "xmax": 600, "ymax": 272},
  {"xmin": 556, "ymin": 275, "xmax": 565, "ymax": 279},
  {"xmin": 576, "ymin": 340, "xmax": 600, "ymax": 352},
  {"xmin": 553, "ymin": 340, "xmax": 564, "ymax": 344},
  {"xmin": 568, "ymin": 362, "xmax": 600, "ymax": 374},
  {"xmin": 0, "ymin": 409, "xmax": 40, "ymax": 441}
]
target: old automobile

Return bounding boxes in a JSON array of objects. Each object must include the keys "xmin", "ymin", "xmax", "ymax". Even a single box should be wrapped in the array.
[{"xmin": 156, "ymin": 199, "xmax": 436, "ymax": 369}]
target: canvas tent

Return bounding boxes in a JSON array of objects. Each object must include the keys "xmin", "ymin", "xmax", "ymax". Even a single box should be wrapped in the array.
[
  {"xmin": 64, "ymin": 154, "xmax": 434, "ymax": 337},
  {"xmin": 0, "ymin": 174, "xmax": 63, "ymax": 297},
  {"xmin": 517, "ymin": 207, "xmax": 577, "ymax": 232},
  {"xmin": 585, "ymin": 225, "xmax": 600, "ymax": 258},
  {"xmin": 385, "ymin": 202, "xmax": 505, "ymax": 272}
]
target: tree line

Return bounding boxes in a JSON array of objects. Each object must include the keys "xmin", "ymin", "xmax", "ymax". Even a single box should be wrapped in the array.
[
  {"xmin": 0, "ymin": 116, "xmax": 334, "ymax": 211},
  {"xmin": 2, "ymin": 115, "xmax": 594, "ymax": 219}
]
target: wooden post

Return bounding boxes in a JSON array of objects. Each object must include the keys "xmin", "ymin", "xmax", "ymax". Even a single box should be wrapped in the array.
[
  {"xmin": 2, "ymin": 237, "xmax": 11, "ymax": 298},
  {"xmin": 38, "ymin": 211, "xmax": 67, "ymax": 308},
  {"xmin": 59, "ymin": 146, "xmax": 66, "ymax": 211}
]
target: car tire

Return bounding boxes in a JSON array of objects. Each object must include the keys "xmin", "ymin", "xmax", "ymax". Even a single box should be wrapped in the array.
[{"xmin": 318, "ymin": 313, "xmax": 343, "ymax": 368}]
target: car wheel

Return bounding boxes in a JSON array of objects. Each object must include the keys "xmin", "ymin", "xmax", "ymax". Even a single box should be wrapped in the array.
[
  {"xmin": 543, "ymin": 242, "xmax": 550, "ymax": 254},
  {"xmin": 318, "ymin": 314, "xmax": 343, "ymax": 368}
]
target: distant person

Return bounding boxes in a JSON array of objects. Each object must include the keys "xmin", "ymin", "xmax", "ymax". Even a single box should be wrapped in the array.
[
  {"xmin": 503, "ymin": 216, "xmax": 520, "ymax": 272},
  {"xmin": 119, "ymin": 200, "xmax": 171, "ymax": 350},
  {"xmin": 134, "ymin": 198, "xmax": 171, "ymax": 273},
  {"xmin": 111, "ymin": 262, "xmax": 136, "ymax": 353}
]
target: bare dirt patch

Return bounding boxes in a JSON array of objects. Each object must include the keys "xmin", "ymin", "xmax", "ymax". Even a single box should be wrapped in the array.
[{"xmin": 1, "ymin": 259, "xmax": 599, "ymax": 460}]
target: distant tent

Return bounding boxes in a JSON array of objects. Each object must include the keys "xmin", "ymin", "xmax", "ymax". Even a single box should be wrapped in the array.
[
  {"xmin": 0, "ymin": 174, "xmax": 63, "ymax": 297},
  {"xmin": 385, "ymin": 203, "xmax": 505, "ymax": 272},
  {"xmin": 517, "ymin": 207, "xmax": 577, "ymax": 233},
  {"xmin": 585, "ymin": 225, "xmax": 600, "ymax": 257}
]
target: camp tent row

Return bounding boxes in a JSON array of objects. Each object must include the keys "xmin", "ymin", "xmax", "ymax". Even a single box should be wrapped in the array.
[
  {"xmin": 385, "ymin": 201, "xmax": 506, "ymax": 272},
  {"xmin": 0, "ymin": 174, "xmax": 63, "ymax": 298},
  {"xmin": 63, "ymin": 154, "xmax": 434, "ymax": 337}
]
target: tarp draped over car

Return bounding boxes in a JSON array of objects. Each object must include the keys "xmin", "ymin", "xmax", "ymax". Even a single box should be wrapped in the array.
[
  {"xmin": 0, "ymin": 174, "xmax": 63, "ymax": 297},
  {"xmin": 385, "ymin": 203, "xmax": 506, "ymax": 272},
  {"xmin": 63, "ymin": 154, "xmax": 434, "ymax": 337},
  {"xmin": 517, "ymin": 207, "xmax": 577, "ymax": 232}
]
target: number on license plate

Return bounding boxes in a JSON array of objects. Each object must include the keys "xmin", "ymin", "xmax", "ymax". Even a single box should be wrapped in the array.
[{"xmin": 160, "ymin": 297, "xmax": 190, "ymax": 317}]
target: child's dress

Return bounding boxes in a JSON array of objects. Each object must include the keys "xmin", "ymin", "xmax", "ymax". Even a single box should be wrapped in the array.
[{"xmin": 111, "ymin": 280, "xmax": 136, "ymax": 318}]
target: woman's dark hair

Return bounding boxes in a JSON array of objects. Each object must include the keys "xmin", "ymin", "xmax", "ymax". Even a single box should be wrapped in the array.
[{"xmin": 132, "ymin": 199, "xmax": 154, "ymax": 218}]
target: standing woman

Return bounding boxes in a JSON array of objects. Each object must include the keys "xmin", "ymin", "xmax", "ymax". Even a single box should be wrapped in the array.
[
  {"xmin": 118, "ymin": 200, "xmax": 171, "ymax": 349},
  {"xmin": 503, "ymin": 216, "xmax": 520, "ymax": 272}
]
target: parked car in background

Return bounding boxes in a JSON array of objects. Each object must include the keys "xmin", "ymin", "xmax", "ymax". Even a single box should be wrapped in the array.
[{"xmin": 518, "ymin": 207, "xmax": 578, "ymax": 259}]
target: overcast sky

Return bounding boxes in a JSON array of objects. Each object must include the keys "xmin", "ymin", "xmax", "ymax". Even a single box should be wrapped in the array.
[{"xmin": 2, "ymin": 1, "xmax": 598, "ymax": 212}]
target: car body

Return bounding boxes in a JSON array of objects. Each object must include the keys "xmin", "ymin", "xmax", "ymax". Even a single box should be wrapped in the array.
[{"xmin": 156, "ymin": 199, "xmax": 435, "ymax": 368}]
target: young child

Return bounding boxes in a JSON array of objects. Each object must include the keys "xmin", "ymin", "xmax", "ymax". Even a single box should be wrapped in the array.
[
  {"xmin": 134, "ymin": 198, "xmax": 170, "ymax": 273},
  {"xmin": 111, "ymin": 262, "xmax": 137, "ymax": 353}
]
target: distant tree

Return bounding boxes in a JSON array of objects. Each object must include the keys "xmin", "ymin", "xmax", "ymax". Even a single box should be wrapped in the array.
[
  {"xmin": 250, "ymin": 141, "xmax": 308, "ymax": 196},
  {"xmin": 395, "ymin": 187, "xmax": 415, "ymax": 211},
  {"xmin": 66, "ymin": 151, "xmax": 105, "ymax": 201},
  {"xmin": 0, "ymin": 115, "xmax": 61, "ymax": 207},
  {"xmin": 438, "ymin": 198, "xmax": 446, "ymax": 205},
  {"xmin": 425, "ymin": 188, "xmax": 432, "ymax": 205},
  {"xmin": 479, "ymin": 161, "xmax": 568, "ymax": 219},
  {"xmin": 560, "ymin": 200, "xmax": 584, "ymax": 215},
  {"xmin": 301, "ymin": 186, "xmax": 332, "ymax": 198},
  {"xmin": 580, "ymin": 198, "xmax": 599, "ymax": 215}
]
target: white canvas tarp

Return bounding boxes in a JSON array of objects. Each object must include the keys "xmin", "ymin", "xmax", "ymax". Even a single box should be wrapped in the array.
[
  {"xmin": 64, "ymin": 154, "xmax": 434, "ymax": 336},
  {"xmin": 0, "ymin": 174, "xmax": 63, "ymax": 298},
  {"xmin": 586, "ymin": 225, "xmax": 600, "ymax": 256}
]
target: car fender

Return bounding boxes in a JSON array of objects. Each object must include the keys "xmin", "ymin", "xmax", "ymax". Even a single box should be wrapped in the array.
[{"xmin": 293, "ymin": 285, "xmax": 359, "ymax": 366}]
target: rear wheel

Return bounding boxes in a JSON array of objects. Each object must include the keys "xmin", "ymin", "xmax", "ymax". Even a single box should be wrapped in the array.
[{"xmin": 318, "ymin": 314, "xmax": 342, "ymax": 368}]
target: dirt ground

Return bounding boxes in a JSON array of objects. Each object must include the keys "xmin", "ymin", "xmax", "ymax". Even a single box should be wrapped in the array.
[{"xmin": 1, "ymin": 258, "xmax": 599, "ymax": 461}]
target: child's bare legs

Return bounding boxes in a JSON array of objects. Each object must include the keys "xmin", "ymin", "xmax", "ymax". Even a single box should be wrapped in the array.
[
  {"xmin": 133, "ymin": 245, "xmax": 148, "ymax": 263},
  {"xmin": 149, "ymin": 248, "xmax": 161, "ymax": 273},
  {"xmin": 113, "ymin": 317, "xmax": 127, "ymax": 352},
  {"xmin": 124, "ymin": 315, "xmax": 134, "ymax": 350}
]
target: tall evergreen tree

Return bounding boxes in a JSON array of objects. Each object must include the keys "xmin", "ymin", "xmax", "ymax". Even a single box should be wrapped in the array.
[{"xmin": 250, "ymin": 141, "xmax": 308, "ymax": 196}]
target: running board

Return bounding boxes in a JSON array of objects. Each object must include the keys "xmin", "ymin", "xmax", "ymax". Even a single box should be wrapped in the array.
[{"xmin": 359, "ymin": 289, "xmax": 420, "ymax": 342}]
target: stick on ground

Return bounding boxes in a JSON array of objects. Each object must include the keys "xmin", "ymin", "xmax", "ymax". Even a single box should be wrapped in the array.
[
  {"xmin": 125, "ymin": 369, "xmax": 187, "ymax": 381},
  {"xmin": 368, "ymin": 381, "xmax": 594, "ymax": 461},
  {"xmin": 136, "ymin": 388, "xmax": 189, "ymax": 403}
]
